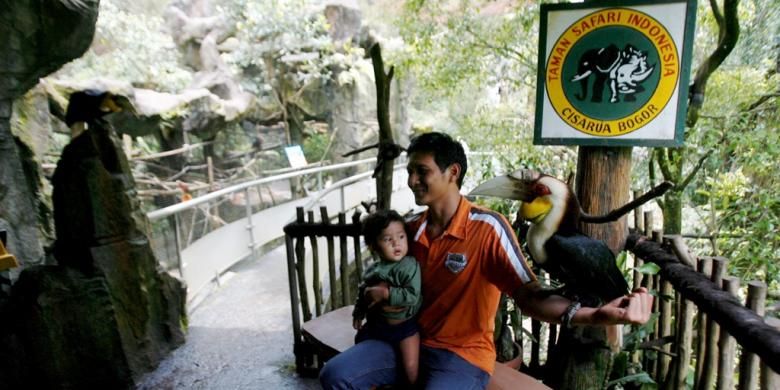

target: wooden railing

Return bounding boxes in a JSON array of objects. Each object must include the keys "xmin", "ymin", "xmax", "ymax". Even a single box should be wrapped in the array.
[
  {"xmin": 521, "ymin": 209, "xmax": 779, "ymax": 389},
  {"xmin": 283, "ymin": 206, "xmax": 365, "ymax": 375}
]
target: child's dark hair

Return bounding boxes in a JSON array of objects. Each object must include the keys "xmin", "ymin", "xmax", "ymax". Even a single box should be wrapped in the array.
[
  {"xmin": 407, "ymin": 132, "xmax": 467, "ymax": 188},
  {"xmin": 362, "ymin": 209, "xmax": 406, "ymax": 248}
]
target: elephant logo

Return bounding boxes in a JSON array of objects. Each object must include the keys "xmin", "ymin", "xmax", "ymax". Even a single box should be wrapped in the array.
[{"xmin": 571, "ymin": 44, "xmax": 655, "ymax": 104}]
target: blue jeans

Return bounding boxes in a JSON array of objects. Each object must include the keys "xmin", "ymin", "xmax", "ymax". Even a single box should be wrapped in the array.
[{"xmin": 319, "ymin": 340, "xmax": 490, "ymax": 389}]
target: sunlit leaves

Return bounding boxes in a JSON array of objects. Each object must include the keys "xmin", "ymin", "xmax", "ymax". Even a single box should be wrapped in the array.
[{"xmin": 57, "ymin": 0, "xmax": 192, "ymax": 92}]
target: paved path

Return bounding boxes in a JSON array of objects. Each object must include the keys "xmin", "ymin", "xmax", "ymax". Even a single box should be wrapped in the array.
[{"xmin": 138, "ymin": 244, "xmax": 320, "ymax": 389}]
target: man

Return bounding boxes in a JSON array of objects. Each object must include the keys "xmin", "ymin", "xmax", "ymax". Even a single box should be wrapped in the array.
[{"xmin": 320, "ymin": 132, "xmax": 653, "ymax": 389}]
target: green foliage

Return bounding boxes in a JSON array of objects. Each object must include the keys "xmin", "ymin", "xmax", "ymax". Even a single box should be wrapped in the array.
[
  {"xmin": 634, "ymin": 262, "xmax": 661, "ymax": 276},
  {"xmin": 396, "ymin": 1, "xmax": 575, "ymax": 186},
  {"xmin": 57, "ymin": 0, "xmax": 192, "ymax": 91},
  {"xmin": 640, "ymin": 0, "xmax": 780, "ymax": 288},
  {"xmin": 302, "ymin": 127, "xmax": 330, "ymax": 163}
]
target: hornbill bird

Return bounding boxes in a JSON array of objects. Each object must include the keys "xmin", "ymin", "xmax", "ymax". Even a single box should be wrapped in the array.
[
  {"xmin": 469, "ymin": 169, "xmax": 629, "ymax": 350},
  {"xmin": 65, "ymin": 89, "xmax": 123, "ymax": 129}
]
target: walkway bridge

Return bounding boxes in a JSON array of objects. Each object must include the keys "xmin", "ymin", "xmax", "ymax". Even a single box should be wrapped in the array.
[{"xmin": 138, "ymin": 157, "xmax": 415, "ymax": 388}]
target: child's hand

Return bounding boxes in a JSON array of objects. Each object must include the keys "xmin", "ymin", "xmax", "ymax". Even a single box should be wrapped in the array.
[
  {"xmin": 353, "ymin": 318, "xmax": 363, "ymax": 330},
  {"xmin": 365, "ymin": 281, "xmax": 390, "ymax": 308}
]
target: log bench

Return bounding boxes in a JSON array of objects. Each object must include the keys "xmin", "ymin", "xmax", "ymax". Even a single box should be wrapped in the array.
[{"xmin": 302, "ymin": 306, "xmax": 551, "ymax": 390}]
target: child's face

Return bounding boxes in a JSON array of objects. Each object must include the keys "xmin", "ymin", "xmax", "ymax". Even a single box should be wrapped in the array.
[{"xmin": 373, "ymin": 221, "xmax": 408, "ymax": 262}]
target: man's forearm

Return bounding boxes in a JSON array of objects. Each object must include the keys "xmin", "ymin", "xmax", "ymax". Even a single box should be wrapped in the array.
[
  {"xmin": 512, "ymin": 282, "xmax": 570, "ymax": 324},
  {"xmin": 513, "ymin": 282, "xmax": 653, "ymax": 326}
]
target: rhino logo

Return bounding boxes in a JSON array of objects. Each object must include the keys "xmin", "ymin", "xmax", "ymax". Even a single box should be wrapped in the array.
[{"xmin": 571, "ymin": 44, "xmax": 655, "ymax": 104}]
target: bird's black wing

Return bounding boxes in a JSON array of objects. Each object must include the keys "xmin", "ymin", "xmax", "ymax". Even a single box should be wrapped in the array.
[{"xmin": 544, "ymin": 233, "xmax": 629, "ymax": 306}]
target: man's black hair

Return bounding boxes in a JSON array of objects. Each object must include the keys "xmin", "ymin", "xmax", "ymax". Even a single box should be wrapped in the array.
[
  {"xmin": 407, "ymin": 132, "xmax": 467, "ymax": 188},
  {"xmin": 362, "ymin": 209, "xmax": 406, "ymax": 249}
]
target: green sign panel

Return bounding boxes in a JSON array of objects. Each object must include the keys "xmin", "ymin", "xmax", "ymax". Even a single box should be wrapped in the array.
[{"xmin": 535, "ymin": 0, "xmax": 696, "ymax": 147}]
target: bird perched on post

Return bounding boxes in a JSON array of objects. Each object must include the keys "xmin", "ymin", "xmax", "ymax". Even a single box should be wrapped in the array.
[
  {"xmin": 65, "ymin": 89, "xmax": 123, "ymax": 134},
  {"xmin": 469, "ymin": 169, "xmax": 628, "ymax": 350}
]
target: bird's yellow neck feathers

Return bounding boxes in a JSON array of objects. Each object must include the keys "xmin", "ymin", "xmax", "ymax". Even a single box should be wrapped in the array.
[{"xmin": 520, "ymin": 197, "xmax": 553, "ymax": 224}]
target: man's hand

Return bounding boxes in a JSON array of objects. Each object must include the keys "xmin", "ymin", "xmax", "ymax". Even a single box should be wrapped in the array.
[
  {"xmin": 365, "ymin": 281, "xmax": 390, "ymax": 308},
  {"xmin": 591, "ymin": 287, "xmax": 654, "ymax": 326},
  {"xmin": 353, "ymin": 318, "xmax": 363, "ymax": 330}
]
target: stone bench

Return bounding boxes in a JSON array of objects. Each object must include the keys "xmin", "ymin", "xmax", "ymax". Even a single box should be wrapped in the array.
[{"xmin": 302, "ymin": 306, "xmax": 551, "ymax": 389}]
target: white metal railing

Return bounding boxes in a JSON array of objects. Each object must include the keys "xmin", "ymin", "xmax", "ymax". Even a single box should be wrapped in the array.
[
  {"xmin": 143, "ymin": 156, "xmax": 413, "ymax": 304},
  {"xmin": 147, "ymin": 157, "xmax": 376, "ymax": 221}
]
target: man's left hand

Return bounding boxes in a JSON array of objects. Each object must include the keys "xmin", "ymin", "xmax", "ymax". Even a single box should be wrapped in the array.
[{"xmin": 592, "ymin": 287, "xmax": 654, "ymax": 325}]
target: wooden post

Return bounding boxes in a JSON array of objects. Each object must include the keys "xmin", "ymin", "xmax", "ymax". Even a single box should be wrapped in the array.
[
  {"xmin": 658, "ymin": 277, "xmax": 673, "ymax": 382},
  {"xmin": 632, "ymin": 198, "xmax": 645, "ymax": 291},
  {"xmin": 308, "ymin": 210, "xmax": 322, "ymax": 317},
  {"xmin": 295, "ymin": 208, "xmax": 311, "ymax": 322},
  {"xmin": 370, "ymin": 43, "xmax": 396, "ymax": 211},
  {"xmin": 321, "ymin": 207, "xmax": 338, "ymax": 311},
  {"xmin": 738, "ymin": 281, "xmax": 767, "ymax": 390},
  {"xmin": 285, "ymin": 234, "xmax": 304, "ymax": 371},
  {"xmin": 717, "ymin": 276, "xmax": 740, "ymax": 390},
  {"xmin": 760, "ymin": 316, "xmax": 780, "ymax": 390},
  {"xmin": 694, "ymin": 257, "xmax": 713, "ymax": 389},
  {"xmin": 352, "ymin": 211, "xmax": 364, "ymax": 278},
  {"xmin": 698, "ymin": 257, "xmax": 726, "ymax": 390},
  {"xmin": 339, "ymin": 213, "xmax": 350, "ymax": 307},
  {"xmin": 569, "ymin": 146, "xmax": 632, "ymax": 389}
]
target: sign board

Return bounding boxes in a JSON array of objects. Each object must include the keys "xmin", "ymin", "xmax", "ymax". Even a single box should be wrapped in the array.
[
  {"xmin": 534, "ymin": 0, "xmax": 696, "ymax": 147},
  {"xmin": 284, "ymin": 145, "xmax": 308, "ymax": 168}
]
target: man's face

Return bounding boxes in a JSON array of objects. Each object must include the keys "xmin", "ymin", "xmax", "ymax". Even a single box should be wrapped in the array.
[{"xmin": 406, "ymin": 152, "xmax": 457, "ymax": 206}]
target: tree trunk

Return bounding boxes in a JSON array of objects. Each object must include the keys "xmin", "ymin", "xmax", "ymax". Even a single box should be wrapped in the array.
[
  {"xmin": 662, "ymin": 190, "xmax": 683, "ymax": 235},
  {"xmin": 370, "ymin": 44, "xmax": 395, "ymax": 211},
  {"xmin": 544, "ymin": 146, "xmax": 631, "ymax": 389}
]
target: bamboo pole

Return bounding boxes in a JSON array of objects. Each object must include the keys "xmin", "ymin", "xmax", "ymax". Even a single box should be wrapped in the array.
[
  {"xmin": 717, "ymin": 276, "xmax": 740, "ymax": 390},
  {"xmin": 321, "ymin": 207, "xmax": 338, "ymax": 311},
  {"xmin": 738, "ymin": 281, "xmax": 767, "ymax": 390}
]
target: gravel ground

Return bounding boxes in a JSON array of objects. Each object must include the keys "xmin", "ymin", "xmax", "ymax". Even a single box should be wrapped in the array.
[{"xmin": 137, "ymin": 245, "xmax": 320, "ymax": 390}]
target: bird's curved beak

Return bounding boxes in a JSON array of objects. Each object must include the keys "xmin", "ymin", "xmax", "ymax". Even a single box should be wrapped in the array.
[
  {"xmin": 100, "ymin": 95, "xmax": 123, "ymax": 113},
  {"xmin": 468, "ymin": 169, "xmax": 538, "ymax": 202}
]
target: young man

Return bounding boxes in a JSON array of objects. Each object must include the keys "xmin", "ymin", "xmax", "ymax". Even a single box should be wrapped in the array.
[{"xmin": 320, "ymin": 132, "xmax": 653, "ymax": 389}]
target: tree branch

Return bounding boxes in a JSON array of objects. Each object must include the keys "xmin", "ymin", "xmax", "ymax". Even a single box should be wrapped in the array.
[
  {"xmin": 677, "ymin": 150, "xmax": 712, "ymax": 191},
  {"xmin": 580, "ymin": 181, "xmax": 674, "ymax": 223},
  {"xmin": 687, "ymin": 0, "xmax": 740, "ymax": 127},
  {"xmin": 655, "ymin": 148, "xmax": 673, "ymax": 180}
]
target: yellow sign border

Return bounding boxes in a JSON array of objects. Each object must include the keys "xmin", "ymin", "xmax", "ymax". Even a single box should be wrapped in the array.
[{"xmin": 545, "ymin": 8, "xmax": 680, "ymax": 137}]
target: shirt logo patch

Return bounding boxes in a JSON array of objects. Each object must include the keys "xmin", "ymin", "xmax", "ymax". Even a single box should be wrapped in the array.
[{"xmin": 444, "ymin": 253, "xmax": 468, "ymax": 274}]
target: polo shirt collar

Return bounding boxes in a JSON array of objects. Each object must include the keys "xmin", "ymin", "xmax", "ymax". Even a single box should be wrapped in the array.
[
  {"xmin": 414, "ymin": 196, "xmax": 469, "ymax": 242},
  {"xmin": 446, "ymin": 196, "xmax": 469, "ymax": 240}
]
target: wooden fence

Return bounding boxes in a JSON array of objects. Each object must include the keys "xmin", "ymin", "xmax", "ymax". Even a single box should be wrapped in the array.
[
  {"xmin": 283, "ymin": 204, "xmax": 779, "ymax": 388},
  {"xmin": 283, "ymin": 206, "xmax": 365, "ymax": 375},
  {"xmin": 521, "ymin": 208, "xmax": 779, "ymax": 389}
]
